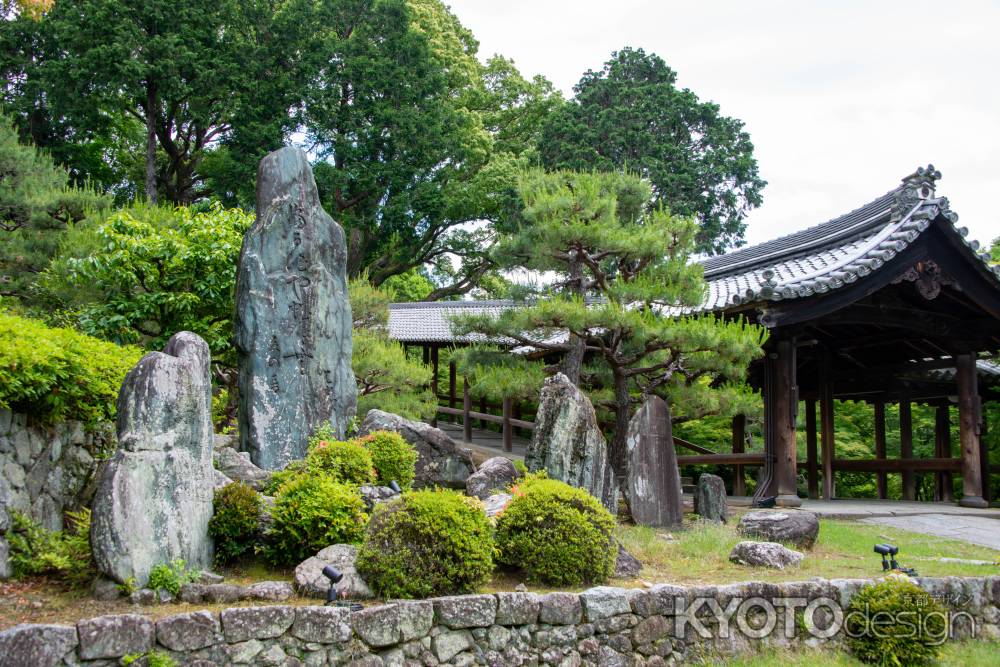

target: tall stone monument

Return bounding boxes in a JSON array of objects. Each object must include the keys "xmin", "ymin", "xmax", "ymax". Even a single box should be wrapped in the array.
[
  {"xmin": 525, "ymin": 373, "xmax": 617, "ymax": 512},
  {"xmin": 625, "ymin": 395, "xmax": 684, "ymax": 527},
  {"xmin": 235, "ymin": 147, "xmax": 357, "ymax": 470},
  {"xmin": 91, "ymin": 332, "xmax": 214, "ymax": 585}
]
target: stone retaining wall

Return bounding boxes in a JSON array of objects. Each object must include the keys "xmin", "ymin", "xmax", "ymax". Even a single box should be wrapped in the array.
[
  {"xmin": 1, "ymin": 576, "xmax": 998, "ymax": 666},
  {"xmin": 0, "ymin": 409, "xmax": 113, "ymax": 531}
]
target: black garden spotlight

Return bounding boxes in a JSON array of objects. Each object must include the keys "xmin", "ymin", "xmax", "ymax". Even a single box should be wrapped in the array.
[
  {"xmin": 389, "ymin": 480, "xmax": 402, "ymax": 493},
  {"xmin": 322, "ymin": 565, "xmax": 364, "ymax": 611},
  {"xmin": 874, "ymin": 543, "xmax": 918, "ymax": 576}
]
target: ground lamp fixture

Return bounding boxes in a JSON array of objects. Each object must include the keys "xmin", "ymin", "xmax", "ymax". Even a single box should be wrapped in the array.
[
  {"xmin": 389, "ymin": 480, "xmax": 401, "ymax": 493},
  {"xmin": 874, "ymin": 543, "xmax": 918, "ymax": 576}
]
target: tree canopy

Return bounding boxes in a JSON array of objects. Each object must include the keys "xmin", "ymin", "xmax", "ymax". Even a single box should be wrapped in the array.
[
  {"xmin": 537, "ymin": 47, "xmax": 765, "ymax": 254},
  {"xmin": 454, "ymin": 169, "xmax": 767, "ymax": 472}
]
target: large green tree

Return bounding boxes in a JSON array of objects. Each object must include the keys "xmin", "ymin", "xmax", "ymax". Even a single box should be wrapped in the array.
[
  {"xmin": 304, "ymin": 0, "xmax": 561, "ymax": 295},
  {"xmin": 0, "ymin": 114, "xmax": 105, "ymax": 300},
  {"xmin": 538, "ymin": 47, "xmax": 765, "ymax": 254},
  {"xmin": 454, "ymin": 170, "xmax": 767, "ymax": 473}
]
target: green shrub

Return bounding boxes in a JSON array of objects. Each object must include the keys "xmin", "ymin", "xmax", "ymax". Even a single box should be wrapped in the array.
[
  {"xmin": 264, "ymin": 459, "xmax": 308, "ymax": 495},
  {"xmin": 0, "ymin": 311, "xmax": 143, "ymax": 423},
  {"xmin": 7, "ymin": 509, "xmax": 95, "ymax": 588},
  {"xmin": 356, "ymin": 489, "xmax": 495, "ymax": 599},
  {"xmin": 846, "ymin": 576, "xmax": 948, "ymax": 666},
  {"xmin": 123, "ymin": 650, "xmax": 177, "ymax": 667},
  {"xmin": 147, "ymin": 559, "xmax": 200, "ymax": 596},
  {"xmin": 262, "ymin": 473, "xmax": 368, "ymax": 565},
  {"xmin": 495, "ymin": 478, "xmax": 616, "ymax": 586},
  {"xmin": 355, "ymin": 431, "xmax": 418, "ymax": 489},
  {"xmin": 208, "ymin": 482, "xmax": 262, "ymax": 565},
  {"xmin": 306, "ymin": 438, "xmax": 376, "ymax": 485}
]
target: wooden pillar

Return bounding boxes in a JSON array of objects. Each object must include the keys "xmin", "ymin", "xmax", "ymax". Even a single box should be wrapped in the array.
[
  {"xmin": 935, "ymin": 403, "xmax": 952, "ymax": 502},
  {"xmin": 773, "ymin": 340, "xmax": 801, "ymax": 507},
  {"xmin": 422, "ymin": 345, "xmax": 430, "ymax": 365},
  {"xmin": 805, "ymin": 399, "xmax": 818, "ymax": 499},
  {"xmin": 448, "ymin": 360, "xmax": 457, "ymax": 411},
  {"xmin": 980, "ymin": 412, "xmax": 991, "ymax": 504},
  {"xmin": 820, "ymin": 351, "xmax": 835, "ymax": 500},
  {"xmin": 502, "ymin": 397, "xmax": 513, "ymax": 452},
  {"xmin": 430, "ymin": 346, "xmax": 439, "ymax": 427},
  {"xmin": 479, "ymin": 398, "xmax": 488, "ymax": 430},
  {"xmin": 899, "ymin": 400, "xmax": 915, "ymax": 501},
  {"xmin": 957, "ymin": 354, "xmax": 988, "ymax": 508},
  {"xmin": 732, "ymin": 414, "xmax": 747, "ymax": 497},
  {"xmin": 462, "ymin": 377, "xmax": 472, "ymax": 443},
  {"xmin": 874, "ymin": 401, "xmax": 888, "ymax": 499}
]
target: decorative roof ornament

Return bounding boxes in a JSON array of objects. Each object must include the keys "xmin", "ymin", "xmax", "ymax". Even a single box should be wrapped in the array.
[{"xmin": 892, "ymin": 164, "xmax": 941, "ymax": 222}]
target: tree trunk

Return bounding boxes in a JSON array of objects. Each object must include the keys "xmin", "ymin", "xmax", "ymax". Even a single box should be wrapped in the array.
[
  {"xmin": 559, "ymin": 257, "xmax": 586, "ymax": 384},
  {"xmin": 145, "ymin": 83, "xmax": 158, "ymax": 204},
  {"xmin": 608, "ymin": 369, "xmax": 631, "ymax": 478}
]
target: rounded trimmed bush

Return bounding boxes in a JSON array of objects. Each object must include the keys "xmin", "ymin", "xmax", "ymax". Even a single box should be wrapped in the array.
[
  {"xmin": 355, "ymin": 431, "xmax": 418, "ymax": 489},
  {"xmin": 307, "ymin": 438, "xmax": 376, "ymax": 485},
  {"xmin": 208, "ymin": 482, "xmax": 262, "ymax": 565},
  {"xmin": 356, "ymin": 489, "xmax": 495, "ymax": 598},
  {"xmin": 262, "ymin": 474, "xmax": 368, "ymax": 566},
  {"xmin": 496, "ymin": 477, "xmax": 616, "ymax": 586},
  {"xmin": 846, "ymin": 576, "xmax": 947, "ymax": 666}
]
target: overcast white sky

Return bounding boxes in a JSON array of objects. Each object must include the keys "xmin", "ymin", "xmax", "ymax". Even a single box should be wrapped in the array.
[{"xmin": 447, "ymin": 0, "xmax": 1000, "ymax": 250}]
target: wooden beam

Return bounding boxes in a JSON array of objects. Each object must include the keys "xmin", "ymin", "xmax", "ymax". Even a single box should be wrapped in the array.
[
  {"xmin": 678, "ymin": 453, "xmax": 766, "ymax": 466},
  {"xmin": 773, "ymin": 340, "xmax": 801, "ymax": 506},
  {"xmin": 462, "ymin": 377, "xmax": 472, "ymax": 443},
  {"xmin": 874, "ymin": 401, "xmax": 888, "ymax": 499},
  {"xmin": 820, "ymin": 350, "xmax": 835, "ymax": 500},
  {"xmin": 957, "ymin": 353, "xmax": 988, "ymax": 507},
  {"xmin": 805, "ymin": 400, "xmax": 818, "ymax": 499},
  {"xmin": 934, "ymin": 404, "xmax": 951, "ymax": 502},
  {"xmin": 502, "ymin": 397, "xmax": 513, "ymax": 452},
  {"xmin": 900, "ymin": 400, "xmax": 915, "ymax": 501},
  {"xmin": 448, "ymin": 360, "xmax": 457, "ymax": 411},
  {"xmin": 830, "ymin": 458, "xmax": 962, "ymax": 473},
  {"xmin": 732, "ymin": 414, "xmax": 747, "ymax": 497},
  {"xmin": 981, "ymin": 413, "xmax": 991, "ymax": 504}
]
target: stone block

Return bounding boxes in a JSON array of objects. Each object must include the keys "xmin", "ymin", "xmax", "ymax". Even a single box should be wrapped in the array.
[
  {"xmin": 221, "ymin": 605, "xmax": 295, "ymax": 643},
  {"xmin": 155, "ymin": 610, "xmax": 223, "ymax": 651},
  {"xmin": 434, "ymin": 593, "xmax": 497, "ymax": 628},
  {"xmin": 77, "ymin": 614, "xmax": 153, "ymax": 660}
]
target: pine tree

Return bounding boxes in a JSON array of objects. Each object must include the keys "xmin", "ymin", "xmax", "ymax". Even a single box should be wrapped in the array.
[{"xmin": 454, "ymin": 169, "xmax": 767, "ymax": 475}]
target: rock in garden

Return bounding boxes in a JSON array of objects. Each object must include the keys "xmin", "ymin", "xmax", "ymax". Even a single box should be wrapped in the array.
[
  {"xmin": 0, "ymin": 479, "xmax": 8, "ymax": 580},
  {"xmin": 729, "ymin": 541, "xmax": 804, "ymax": 569},
  {"xmin": 212, "ymin": 469, "xmax": 233, "ymax": 490},
  {"xmin": 294, "ymin": 544, "xmax": 372, "ymax": 599},
  {"xmin": 0, "ymin": 624, "xmax": 78, "ymax": 667},
  {"xmin": 213, "ymin": 446, "xmax": 273, "ymax": 490},
  {"xmin": 482, "ymin": 493, "xmax": 512, "ymax": 518},
  {"xmin": 466, "ymin": 456, "xmax": 519, "ymax": 499},
  {"xmin": 525, "ymin": 373, "xmax": 617, "ymax": 513},
  {"xmin": 359, "ymin": 409, "xmax": 475, "ymax": 489},
  {"xmin": 360, "ymin": 484, "xmax": 400, "ymax": 512},
  {"xmin": 90, "ymin": 332, "xmax": 215, "ymax": 586},
  {"xmin": 614, "ymin": 542, "xmax": 642, "ymax": 578},
  {"xmin": 624, "ymin": 395, "xmax": 683, "ymax": 527},
  {"xmin": 737, "ymin": 510, "xmax": 820, "ymax": 549},
  {"xmin": 693, "ymin": 473, "xmax": 727, "ymax": 523},
  {"xmin": 235, "ymin": 146, "xmax": 357, "ymax": 470}
]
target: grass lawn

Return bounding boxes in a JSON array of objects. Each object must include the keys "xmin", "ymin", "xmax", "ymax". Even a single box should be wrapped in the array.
[
  {"xmin": 713, "ymin": 641, "xmax": 1000, "ymax": 666},
  {"xmin": 2, "ymin": 514, "xmax": 996, "ymax": 630},
  {"xmin": 613, "ymin": 513, "xmax": 1000, "ymax": 587}
]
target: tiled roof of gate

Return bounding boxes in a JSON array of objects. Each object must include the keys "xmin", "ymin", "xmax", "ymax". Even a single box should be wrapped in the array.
[{"xmin": 388, "ymin": 165, "xmax": 1000, "ymax": 342}]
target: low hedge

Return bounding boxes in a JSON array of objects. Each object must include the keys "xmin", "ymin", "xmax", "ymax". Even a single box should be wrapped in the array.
[{"xmin": 0, "ymin": 311, "xmax": 143, "ymax": 423}]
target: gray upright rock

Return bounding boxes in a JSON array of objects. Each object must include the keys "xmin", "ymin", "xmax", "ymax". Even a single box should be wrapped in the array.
[
  {"xmin": 235, "ymin": 147, "xmax": 356, "ymax": 470},
  {"xmin": 624, "ymin": 396, "xmax": 683, "ymax": 527},
  {"xmin": 90, "ymin": 332, "xmax": 215, "ymax": 585},
  {"xmin": 693, "ymin": 473, "xmax": 728, "ymax": 523},
  {"xmin": 525, "ymin": 373, "xmax": 617, "ymax": 513},
  {"xmin": 0, "ymin": 477, "xmax": 10, "ymax": 580},
  {"xmin": 465, "ymin": 456, "xmax": 519, "ymax": 500},
  {"xmin": 358, "ymin": 410, "xmax": 475, "ymax": 489}
]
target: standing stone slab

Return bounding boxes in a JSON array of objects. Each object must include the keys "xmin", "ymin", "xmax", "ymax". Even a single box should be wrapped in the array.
[
  {"xmin": 694, "ymin": 473, "xmax": 728, "ymax": 523},
  {"xmin": 525, "ymin": 374, "xmax": 617, "ymax": 512},
  {"xmin": 625, "ymin": 395, "xmax": 683, "ymax": 527},
  {"xmin": 465, "ymin": 456, "xmax": 519, "ymax": 499},
  {"xmin": 91, "ymin": 332, "xmax": 214, "ymax": 585},
  {"xmin": 236, "ymin": 146, "xmax": 356, "ymax": 470}
]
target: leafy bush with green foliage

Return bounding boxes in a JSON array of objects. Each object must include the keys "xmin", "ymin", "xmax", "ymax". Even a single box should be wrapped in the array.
[
  {"xmin": 307, "ymin": 438, "xmax": 376, "ymax": 485},
  {"xmin": 147, "ymin": 559, "xmax": 201, "ymax": 596},
  {"xmin": 846, "ymin": 577, "xmax": 947, "ymax": 666},
  {"xmin": 356, "ymin": 430, "xmax": 418, "ymax": 489},
  {"xmin": 123, "ymin": 651, "xmax": 177, "ymax": 667},
  {"xmin": 208, "ymin": 482, "xmax": 262, "ymax": 565},
  {"xmin": 356, "ymin": 489, "xmax": 495, "ymax": 599},
  {"xmin": 496, "ymin": 477, "xmax": 616, "ymax": 586},
  {"xmin": 0, "ymin": 311, "xmax": 143, "ymax": 423},
  {"xmin": 43, "ymin": 202, "xmax": 252, "ymax": 362},
  {"xmin": 262, "ymin": 474, "xmax": 368, "ymax": 565},
  {"xmin": 7, "ymin": 509, "xmax": 95, "ymax": 588},
  {"xmin": 263, "ymin": 459, "xmax": 308, "ymax": 496}
]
